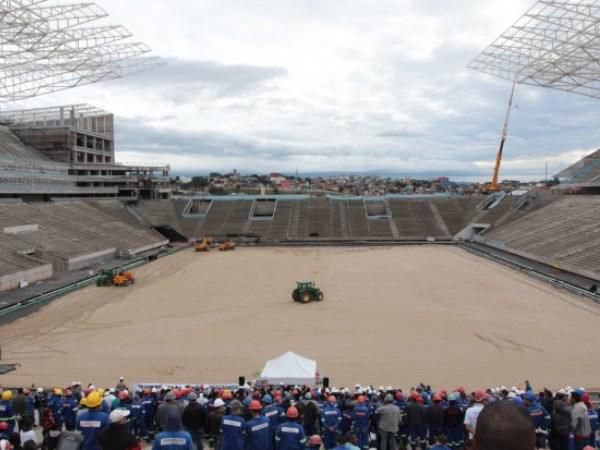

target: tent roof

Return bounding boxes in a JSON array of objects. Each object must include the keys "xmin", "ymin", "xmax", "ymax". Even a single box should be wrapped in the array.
[{"xmin": 260, "ymin": 351, "xmax": 316, "ymax": 385}]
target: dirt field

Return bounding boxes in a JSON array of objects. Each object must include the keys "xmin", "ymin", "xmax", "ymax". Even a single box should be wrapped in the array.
[{"xmin": 1, "ymin": 246, "xmax": 599, "ymax": 390}]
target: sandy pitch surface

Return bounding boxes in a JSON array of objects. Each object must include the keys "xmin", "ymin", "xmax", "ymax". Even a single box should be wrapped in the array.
[{"xmin": 1, "ymin": 246, "xmax": 599, "ymax": 390}]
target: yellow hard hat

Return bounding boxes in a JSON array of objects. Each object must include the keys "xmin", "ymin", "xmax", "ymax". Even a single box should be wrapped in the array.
[
  {"xmin": 86, "ymin": 391, "xmax": 102, "ymax": 408},
  {"xmin": 80, "ymin": 397, "xmax": 87, "ymax": 407},
  {"xmin": 97, "ymin": 388, "xmax": 105, "ymax": 396},
  {"xmin": 54, "ymin": 388, "xmax": 63, "ymax": 396},
  {"xmin": 1, "ymin": 391, "xmax": 12, "ymax": 401}
]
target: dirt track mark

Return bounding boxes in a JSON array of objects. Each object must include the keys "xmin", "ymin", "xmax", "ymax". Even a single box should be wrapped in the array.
[{"xmin": 474, "ymin": 333, "xmax": 544, "ymax": 354}]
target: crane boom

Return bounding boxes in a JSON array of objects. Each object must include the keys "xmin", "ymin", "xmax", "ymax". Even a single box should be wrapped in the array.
[{"xmin": 491, "ymin": 79, "xmax": 517, "ymax": 192}]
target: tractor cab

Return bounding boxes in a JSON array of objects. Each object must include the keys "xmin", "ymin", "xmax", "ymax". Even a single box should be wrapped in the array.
[{"xmin": 292, "ymin": 281, "xmax": 324, "ymax": 303}]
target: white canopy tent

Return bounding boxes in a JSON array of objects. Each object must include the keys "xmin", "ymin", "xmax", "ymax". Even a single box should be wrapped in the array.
[{"xmin": 259, "ymin": 351, "xmax": 317, "ymax": 386}]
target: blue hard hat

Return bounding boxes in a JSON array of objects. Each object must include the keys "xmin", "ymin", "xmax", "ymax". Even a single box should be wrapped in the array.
[
  {"xmin": 512, "ymin": 396, "xmax": 524, "ymax": 406},
  {"xmin": 262, "ymin": 394, "xmax": 273, "ymax": 404}
]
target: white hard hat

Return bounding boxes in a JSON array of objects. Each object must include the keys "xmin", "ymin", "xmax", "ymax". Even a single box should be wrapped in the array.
[
  {"xmin": 37, "ymin": 387, "xmax": 43, "ymax": 393},
  {"xmin": 109, "ymin": 408, "xmax": 130, "ymax": 423},
  {"xmin": 213, "ymin": 398, "xmax": 225, "ymax": 408},
  {"xmin": 151, "ymin": 387, "xmax": 158, "ymax": 393}
]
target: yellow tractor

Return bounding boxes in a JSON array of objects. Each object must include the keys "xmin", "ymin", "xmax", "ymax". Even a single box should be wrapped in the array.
[
  {"xmin": 219, "ymin": 240, "xmax": 236, "ymax": 251},
  {"xmin": 195, "ymin": 240, "xmax": 210, "ymax": 252}
]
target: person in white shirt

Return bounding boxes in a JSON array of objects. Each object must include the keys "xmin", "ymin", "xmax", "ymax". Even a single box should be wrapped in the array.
[{"xmin": 464, "ymin": 390, "xmax": 487, "ymax": 438}]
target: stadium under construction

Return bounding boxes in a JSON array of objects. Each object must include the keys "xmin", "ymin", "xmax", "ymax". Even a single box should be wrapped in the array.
[{"xmin": 0, "ymin": 0, "xmax": 599, "ymax": 386}]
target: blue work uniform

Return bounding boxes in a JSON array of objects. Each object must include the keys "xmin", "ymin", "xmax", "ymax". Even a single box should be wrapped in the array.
[
  {"xmin": 263, "ymin": 404, "xmax": 285, "ymax": 450},
  {"xmin": 351, "ymin": 404, "xmax": 370, "ymax": 450},
  {"xmin": 0, "ymin": 401, "xmax": 15, "ymax": 433},
  {"xmin": 129, "ymin": 400, "xmax": 145, "ymax": 438},
  {"xmin": 61, "ymin": 397, "xmax": 79, "ymax": 431},
  {"xmin": 340, "ymin": 408, "xmax": 353, "ymax": 435},
  {"xmin": 321, "ymin": 403, "xmax": 341, "ymax": 450},
  {"xmin": 527, "ymin": 403, "xmax": 550, "ymax": 449},
  {"xmin": 588, "ymin": 408, "xmax": 598, "ymax": 447},
  {"xmin": 48, "ymin": 395, "xmax": 63, "ymax": 427},
  {"xmin": 245, "ymin": 415, "xmax": 270, "ymax": 450},
  {"xmin": 152, "ymin": 430, "xmax": 194, "ymax": 450},
  {"xmin": 142, "ymin": 395, "xmax": 158, "ymax": 436},
  {"xmin": 275, "ymin": 421, "xmax": 306, "ymax": 450},
  {"xmin": 220, "ymin": 414, "xmax": 245, "ymax": 450},
  {"xmin": 76, "ymin": 409, "xmax": 110, "ymax": 450}
]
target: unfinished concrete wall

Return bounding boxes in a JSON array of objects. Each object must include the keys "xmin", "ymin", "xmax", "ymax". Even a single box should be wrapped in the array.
[{"xmin": 0, "ymin": 264, "xmax": 53, "ymax": 292}]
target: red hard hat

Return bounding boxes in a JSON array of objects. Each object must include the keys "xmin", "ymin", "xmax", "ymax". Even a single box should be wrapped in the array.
[
  {"xmin": 416, "ymin": 395, "xmax": 424, "ymax": 404},
  {"xmin": 327, "ymin": 396, "xmax": 336, "ymax": 403},
  {"xmin": 118, "ymin": 391, "xmax": 129, "ymax": 400},
  {"xmin": 457, "ymin": 387, "xmax": 466, "ymax": 394},
  {"xmin": 287, "ymin": 406, "xmax": 299, "ymax": 418},
  {"xmin": 432, "ymin": 393, "xmax": 442, "ymax": 402},
  {"xmin": 308, "ymin": 435, "xmax": 322, "ymax": 445},
  {"xmin": 249, "ymin": 400, "xmax": 262, "ymax": 411},
  {"xmin": 473, "ymin": 390, "xmax": 486, "ymax": 402},
  {"xmin": 357, "ymin": 396, "xmax": 366, "ymax": 404},
  {"xmin": 0, "ymin": 422, "xmax": 8, "ymax": 431}
]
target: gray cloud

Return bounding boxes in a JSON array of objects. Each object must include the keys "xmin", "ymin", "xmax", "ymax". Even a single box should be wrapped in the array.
[{"xmin": 109, "ymin": 57, "xmax": 288, "ymax": 101}]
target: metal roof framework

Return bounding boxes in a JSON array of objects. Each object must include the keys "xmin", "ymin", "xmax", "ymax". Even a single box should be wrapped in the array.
[
  {"xmin": 468, "ymin": 0, "xmax": 600, "ymax": 99},
  {"xmin": 0, "ymin": 0, "xmax": 164, "ymax": 101}
]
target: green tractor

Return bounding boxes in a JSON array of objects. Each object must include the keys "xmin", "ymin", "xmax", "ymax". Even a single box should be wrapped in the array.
[
  {"xmin": 292, "ymin": 281, "xmax": 324, "ymax": 304},
  {"xmin": 96, "ymin": 269, "xmax": 115, "ymax": 287}
]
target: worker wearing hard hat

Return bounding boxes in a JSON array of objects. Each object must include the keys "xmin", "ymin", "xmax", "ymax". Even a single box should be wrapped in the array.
[
  {"xmin": 76, "ymin": 391, "xmax": 110, "ymax": 450},
  {"xmin": 207, "ymin": 398, "xmax": 225, "ymax": 450},
  {"xmin": 220, "ymin": 399, "xmax": 246, "ymax": 450},
  {"xmin": 48, "ymin": 389, "xmax": 64, "ymax": 431},
  {"xmin": 321, "ymin": 396, "xmax": 341, "ymax": 450},
  {"xmin": 262, "ymin": 394, "xmax": 285, "ymax": 450},
  {"xmin": 141, "ymin": 388, "xmax": 158, "ymax": 440},
  {"xmin": 245, "ymin": 400, "xmax": 270, "ymax": 450},
  {"xmin": 275, "ymin": 406, "xmax": 307, "ymax": 450},
  {"xmin": 351, "ymin": 396, "xmax": 370, "ymax": 450},
  {"xmin": 0, "ymin": 391, "xmax": 15, "ymax": 434},
  {"xmin": 61, "ymin": 389, "xmax": 79, "ymax": 431}
]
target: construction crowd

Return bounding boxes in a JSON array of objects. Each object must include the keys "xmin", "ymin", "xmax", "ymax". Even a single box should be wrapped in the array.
[{"xmin": 0, "ymin": 379, "xmax": 597, "ymax": 450}]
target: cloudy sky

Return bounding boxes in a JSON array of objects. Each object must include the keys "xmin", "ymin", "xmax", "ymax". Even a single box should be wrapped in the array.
[{"xmin": 9, "ymin": 0, "xmax": 600, "ymax": 179}]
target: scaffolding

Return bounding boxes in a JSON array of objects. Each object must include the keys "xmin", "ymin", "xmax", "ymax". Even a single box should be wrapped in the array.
[
  {"xmin": 0, "ymin": 0, "xmax": 164, "ymax": 101},
  {"xmin": 469, "ymin": 0, "xmax": 600, "ymax": 99}
]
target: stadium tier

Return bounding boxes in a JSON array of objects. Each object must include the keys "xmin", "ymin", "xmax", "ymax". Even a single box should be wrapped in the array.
[
  {"xmin": 0, "ymin": 201, "xmax": 168, "ymax": 291},
  {"xmin": 2, "ymin": 189, "xmax": 599, "ymax": 293},
  {"xmin": 482, "ymin": 196, "xmax": 600, "ymax": 280},
  {"xmin": 555, "ymin": 149, "xmax": 600, "ymax": 188}
]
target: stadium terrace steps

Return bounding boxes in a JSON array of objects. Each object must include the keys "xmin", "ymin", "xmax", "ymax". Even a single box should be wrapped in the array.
[
  {"xmin": 90, "ymin": 200, "xmax": 146, "ymax": 227},
  {"xmin": 484, "ymin": 196, "xmax": 600, "ymax": 278},
  {"xmin": 166, "ymin": 196, "xmax": 481, "ymax": 241},
  {"xmin": 130, "ymin": 201, "xmax": 185, "ymax": 236},
  {"xmin": 0, "ymin": 201, "xmax": 167, "ymax": 279},
  {"xmin": 0, "ymin": 126, "xmax": 58, "ymax": 165}
]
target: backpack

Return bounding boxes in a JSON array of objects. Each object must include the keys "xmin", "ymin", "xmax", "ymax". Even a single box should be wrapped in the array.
[{"xmin": 56, "ymin": 432, "xmax": 84, "ymax": 450}]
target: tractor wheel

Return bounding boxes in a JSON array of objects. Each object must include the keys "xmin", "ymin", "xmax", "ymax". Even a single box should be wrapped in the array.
[
  {"xmin": 292, "ymin": 289, "xmax": 300, "ymax": 301},
  {"xmin": 316, "ymin": 291, "xmax": 324, "ymax": 301},
  {"xmin": 301, "ymin": 292, "xmax": 311, "ymax": 303}
]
